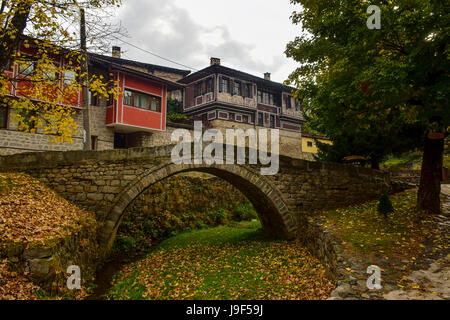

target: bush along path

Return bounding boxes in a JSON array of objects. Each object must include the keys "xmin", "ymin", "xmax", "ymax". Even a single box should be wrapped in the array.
[
  {"xmin": 107, "ymin": 221, "xmax": 334, "ymax": 300},
  {"xmin": 325, "ymin": 188, "xmax": 449, "ymax": 300}
]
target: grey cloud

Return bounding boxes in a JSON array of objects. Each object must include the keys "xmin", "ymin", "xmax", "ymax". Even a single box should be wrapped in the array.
[{"xmin": 117, "ymin": 0, "xmax": 290, "ymax": 79}]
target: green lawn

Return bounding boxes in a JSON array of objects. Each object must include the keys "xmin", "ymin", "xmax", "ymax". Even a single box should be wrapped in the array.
[{"xmin": 107, "ymin": 221, "xmax": 333, "ymax": 300}]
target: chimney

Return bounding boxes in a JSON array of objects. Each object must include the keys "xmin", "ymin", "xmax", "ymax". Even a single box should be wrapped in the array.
[
  {"xmin": 264, "ymin": 72, "xmax": 271, "ymax": 81},
  {"xmin": 210, "ymin": 57, "xmax": 221, "ymax": 66},
  {"xmin": 112, "ymin": 46, "xmax": 121, "ymax": 58}
]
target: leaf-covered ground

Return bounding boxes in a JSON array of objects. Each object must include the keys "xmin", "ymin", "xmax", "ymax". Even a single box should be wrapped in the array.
[
  {"xmin": 324, "ymin": 189, "xmax": 449, "ymax": 297},
  {"xmin": 323, "ymin": 189, "xmax": 443, "ymax": 258},
  {"xmin": 0, "ymin": 172, "xmax": 96, "ymax": 245},
  {"xmin": 107, "ymin": 221, "xmax": 334, "ymax": 300},
  {"xmin": 0, "ymin": 172, "xmax": 97, "ymax": 300}
]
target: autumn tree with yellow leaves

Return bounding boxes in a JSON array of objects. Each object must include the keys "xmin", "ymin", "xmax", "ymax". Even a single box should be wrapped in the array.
[{"xmin": 0, "ymin": 0, "xmax": 123, "ymax": 143}]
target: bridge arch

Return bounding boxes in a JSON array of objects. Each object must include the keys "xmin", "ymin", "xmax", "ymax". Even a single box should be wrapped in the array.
[{"xmin": 100, "ymin": 162, "xmax": 297, "ymax": 252}]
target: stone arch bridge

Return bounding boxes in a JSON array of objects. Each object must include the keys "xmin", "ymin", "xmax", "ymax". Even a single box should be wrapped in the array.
[{"xmin": 0, "ymin": 145, "xmax": 390, "ymax": 254}]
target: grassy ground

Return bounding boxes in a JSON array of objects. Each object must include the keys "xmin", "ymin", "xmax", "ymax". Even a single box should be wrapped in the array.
[
  {"xmin": 107, "ymin": 221, "xmax": 333, "ymax": 300},
  {"xmin": 323, "ymin": 189, "xmax": 428, "ymax": 257}
]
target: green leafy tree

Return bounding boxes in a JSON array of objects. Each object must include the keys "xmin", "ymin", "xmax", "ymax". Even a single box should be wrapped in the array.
[{"xmin": 286, "ymin": 0, "xmax": 449, "ymax": 213}]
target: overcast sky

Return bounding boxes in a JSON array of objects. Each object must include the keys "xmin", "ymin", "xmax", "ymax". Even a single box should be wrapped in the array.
[{"xmin": 108, "ymin": 0, "xmax": 304, "ymax": 83}]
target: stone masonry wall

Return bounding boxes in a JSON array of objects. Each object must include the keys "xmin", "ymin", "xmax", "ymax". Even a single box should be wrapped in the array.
[{"xmin": 0, "ymin": 96, "xmax": 115, "ymax": 155}]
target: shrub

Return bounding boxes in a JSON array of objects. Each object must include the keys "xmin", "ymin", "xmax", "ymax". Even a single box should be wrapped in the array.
[
  {"xmin": 377, "ymin": 193, "xmax": 394, "ymax": 218},
  {"xmin": 233, "ymin": 201, "xmax": 258, "ymax": 221}
]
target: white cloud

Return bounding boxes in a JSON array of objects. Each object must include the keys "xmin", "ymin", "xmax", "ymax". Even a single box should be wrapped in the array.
[{"xmin": 112, "ymin": 0, "xmax": 302, "ymax": 83}]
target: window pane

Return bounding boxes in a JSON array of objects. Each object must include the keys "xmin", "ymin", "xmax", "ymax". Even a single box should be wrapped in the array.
[
  {"xmin": 19, "ymin": 60, "xmax": 35, "ymax": 76},
  {"xmin": 151, "ymin": 96, "xmax": 161, "ymax": 112},
  {"xmin": 64, "ymin": 70, "xmax": 76, "ymax": 85},
  {"xmin": 124, "ymin": 91, "xmax": 133, "ymax": 105},
  {"xmin": 134, "ymin": 92, "xmax": 150, "ymax": 109}
]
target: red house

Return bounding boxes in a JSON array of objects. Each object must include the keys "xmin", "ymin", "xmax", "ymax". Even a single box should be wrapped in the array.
[
  {"xmin": 0, "ymin": 41, "xmax": 189, "ymax": 154},
  {"xmin": 90, "ymin": 55, "xmax": 185, "ymax": 133}
]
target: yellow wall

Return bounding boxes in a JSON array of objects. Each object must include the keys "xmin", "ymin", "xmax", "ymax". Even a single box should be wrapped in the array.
[{"xmin": 302, "ymin": 136, "xmax": 332, "ymax": 154}]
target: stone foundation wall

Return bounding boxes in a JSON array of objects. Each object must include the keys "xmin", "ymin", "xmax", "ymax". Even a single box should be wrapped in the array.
[
  {"xmin": 126, "ymin": 174, "xmax": 249, "ymax": 217},
  {"xmin": 0, "ymin": 97, "xmax": 115, "ymax": 155},
  {"xmin": 0, "ymin": 221, "xmax": 100, "ymax": 295}
]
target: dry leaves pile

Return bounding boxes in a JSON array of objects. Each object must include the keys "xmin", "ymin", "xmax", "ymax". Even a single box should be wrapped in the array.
[
  {"xmin": 0, "ymin": 259, "xmax": 39, "ymax": 300},
  {"xmin": 0, "ymin": 172, "xmax": 96, "ymax": 245},
  {"xmin": 0, "ymin": 172, "xmax": 97, "ymax": 300}
]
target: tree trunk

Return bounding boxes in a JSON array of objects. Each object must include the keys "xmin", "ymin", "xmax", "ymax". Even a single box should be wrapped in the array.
[
  {"xmin": 417, "ymin": 136, "xmax": 444, "ymax": 213},
  {"xmin": 0, "ymin": 2, "xmax": 33, "ymax": 70}
]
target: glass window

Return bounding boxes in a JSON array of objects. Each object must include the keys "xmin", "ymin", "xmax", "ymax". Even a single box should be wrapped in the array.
[
  {"xmin": 134, "ymin": 92, "xmax": 150, "ymax": 110},
  {"xmin": 151, "ymin": 96, "xmax": 161, "ymax": 112},
  {"xmin": 257, "ymin": 112, "xmax": 264, "ymax": 126},
  {"xmin": 233, "ymin": 81, "xmax": 241, "ymax": 96},
  {"xmin": 124, "ymin": 90, "xmax": 133, "ymax": 106},
  {"xmin": 18, "ymin": 60, "xmax": 35, "ymax": 76},
  {"xmin": 258, "ymin": 91, "xmax": 262, "ymax": 103},
  {"xmin": 206, "ymin": 78, "xmax": 213, "ymax": 93},
  {"xmin": 195, "ymin": 82, "xmax": 202, "ymax": 97},
  {"xmin": 63, "ymin": 70, "xmax": 76, "ymax": 85},
  {"xmin": 220, "ymin": 77, "xmax": 229, "ymax": 93},
  {"xmin": 286, "ymin": 95, "xmax": 292, "ymax": 109},
  {"xmin": 247, "ymin": 84, "xmax": 253, "ymax": 98},
  {"xmin": 270, "ymin": 115, "xmax": 275, "ymax": 128},
  {"xmin": 307, "ymin": 141, "xmax": 313, "ymax": 147}
]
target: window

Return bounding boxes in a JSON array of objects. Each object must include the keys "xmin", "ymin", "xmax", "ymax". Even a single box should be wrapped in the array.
[
  {"xmin": 242, "ymin": 83, "xmax": 253, "ymax": 98},
  {"xmin": 123, "ymin": 89, "xmax": 161, "ymax": 112},
  {"xmin": 124, "ymin": 90, "xmax": 133, "ymax": 106},
  {"xmin": 91, "ymin": 136, "xmax": 98, "ymax": 150},
  {"xmin": 219, "ymin": 76, "xmax": 230, "ymax": 93},
  {"xmin": 150, "ymin": 96, "xmax": 161, "ymax": 112},
  {"xmin": 242, "ymin": 115, "xmax": 249, "ymax": 123},
  {"xmin": 0, "ymin": 105, "xmax": 7, "ymax": 128},
  {"xmin": 257, "ymin": 112, "xmax": 264, "ymax": 126},
  {"xmin": 206, "ymin": 78, "xmax": 213, "ymax": 94},
  {"xmin": 307, "ymin": 141, "xmax": 313, "ymax": 147},
  {"xmin": 258, "ymin": 91, "xmax": 274, "ymax": 105},
  {"xmin": 270, "ymin": 115, "xmax": 275, "ymax": 128},
  {"xmin": 285, "ymin": 95, "xmax": 292, "ymax": 109},
  {"xmin": 233, "ymin": 81, "xmax": 242, "ymax": 96},
  {"xmin": 195, "ymin": 82, "xmax": 202, "ymax": 97},
  {"xmin": 134, "ymin": 92, "xmax": 150, "ymax": 109},
  {"xmin": 18, "ymin": 59, "xmax": 35, "ymax": 76},
  {"xmin": 195, "ymin": 78, "xmax": 213, "ymax": 97},
  {"xmin": 63, "ymin": 70, "xmax": 76, "ymax": 85}
]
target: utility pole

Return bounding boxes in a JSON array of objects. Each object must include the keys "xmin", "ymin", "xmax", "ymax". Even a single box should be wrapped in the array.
[{"xmin": 80, "ymin": 8, "xmax": 91, "ymax": 150}]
